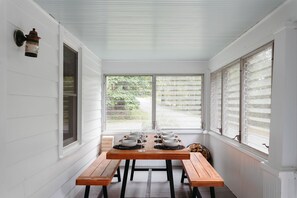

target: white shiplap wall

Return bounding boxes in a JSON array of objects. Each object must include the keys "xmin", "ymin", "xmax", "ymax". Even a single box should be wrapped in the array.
[
  {"xmin": 4, "ymin": 0, "xmax": 102, "ymax": 197},
  {"xmin": 208, "ymin": 0, "xmax": 297, "ymax": 197},
  {"xmin": 206, "ymin": 133, "xmax": 264, "ymax": 198}
]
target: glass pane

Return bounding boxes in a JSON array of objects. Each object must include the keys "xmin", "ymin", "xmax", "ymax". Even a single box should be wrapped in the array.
[
  {"xmin": 63, "ymin": 45, "xmax": 78, "ymax": 94},
  {"xmin": 106, "ymin": 76, "xmax": 152, "ymax": 131},
  {"xmin": 223, "ymin": 63, "xmax": 240, "ymax": 139},
  {"xmin": 210, "ymin": 71, "xmax": 222, "ymax": 133},
  {"xmin": 63, "ymin": 96, "xmax": 77, "ymax": 146},
  {"xmin": 156, "ymin": 76, "xmax": 202, "ymax": 129},
  {"xmin": 63, "ymin": 44, "xmax": 78, "ymax": 147},
  {"xmin": 242, "ymin": 45, "xmax": 273, "ymax": 153}
]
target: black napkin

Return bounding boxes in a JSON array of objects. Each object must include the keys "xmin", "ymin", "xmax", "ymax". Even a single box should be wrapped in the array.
[
  {"xmin": 154, "ymin": 139, "xmax": 163, "ymax": 143},
  {"xmin": 154, "ymin": 145, "xmax": 185, "ymax": 150},
  {"xmin": 113, "ymin": 144, "xmax": 144, "ymax": 150}
]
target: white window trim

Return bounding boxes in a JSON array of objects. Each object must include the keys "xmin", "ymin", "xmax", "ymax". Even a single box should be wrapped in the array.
[{"xmin": 58, "ymin": 25, "xmax": 83, "ymax": 158}]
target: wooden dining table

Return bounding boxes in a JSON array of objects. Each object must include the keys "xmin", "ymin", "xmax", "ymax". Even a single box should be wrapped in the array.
[{"xmin": 106, "ymin": 134, "xmax": 190, "ymax": 198}]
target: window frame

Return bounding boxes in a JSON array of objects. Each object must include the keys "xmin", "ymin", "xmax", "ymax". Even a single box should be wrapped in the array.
[
  {"xmin": 62, "ymin": 43, "xmax": 78, "ymax": 147},
  {"xmin": 210, "ymin": 41, "xmax": 274, "ymax": 154},
  {"xmin": 58, "ymin": 26, "xmax": 83, "ymax": 158},
  {"xmin": 103, "ymin": 74, "xmax": 204, "ymax": 132},
  {"xmin": 240, "ymin": 42, "xmax": 274, "ymax": 152}
]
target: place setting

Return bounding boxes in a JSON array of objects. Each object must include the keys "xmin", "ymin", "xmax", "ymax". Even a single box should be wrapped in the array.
[
  {"xmin": 113, "ymin": 131, "xmax": 147, "ymax": 150},
  {"xmin": 154, "ymin": 131, "xmax": 185, "ymax": 150}
]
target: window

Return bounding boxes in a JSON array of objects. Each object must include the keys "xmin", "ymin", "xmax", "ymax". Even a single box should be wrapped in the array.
[
  {"xmin": 242, "ymin": 44, "xmax": 273, "ymax": 152},
  {"xmin": 210, "ymin": 42, "xmax": 273, "ymax": 153},
  {"xmin": 105, "ymin": 75, "xmax": 203, "ymax": 131},
  {"xmin": 210, "ymin": 71, "xmax": 222, "ymax": 133},
  {"xmin": 105, "ymin": 76, "xmax": 152, "ymax": 131},
  {"xmin": 222, "ymin": 63, "xmax": 240, "ymax": 139},
  {"xmin": 63, "ymin": 44, "xmax": 78, "ymax": 147},
  {"xmin": 156, "ymin": 76, "xmax": 202, "ymax": 129}
]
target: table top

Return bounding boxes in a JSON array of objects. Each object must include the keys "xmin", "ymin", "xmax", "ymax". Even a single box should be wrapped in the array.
[{"xmin": 106, "ymin": 134, "xmax": 190, "ymax": 160}]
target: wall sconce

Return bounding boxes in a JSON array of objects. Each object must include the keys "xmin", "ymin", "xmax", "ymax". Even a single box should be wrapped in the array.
[{"xmin": 14, "ymin": 28, "xmax": 41, "ymax": 58}]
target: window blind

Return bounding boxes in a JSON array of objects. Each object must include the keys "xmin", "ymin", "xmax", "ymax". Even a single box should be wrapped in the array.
[
  {"xmin": 222, "ymin": 63, "xmax": 240, "ymax": 139},
  {"xmin": 156, "ymin": 76, "xmax": 202, "ymax": 129},
  {"xmin": 242, "ymin": 45, "xmax": 273, "ymax": 153},
  {"xmin": 210, "ymin": 71, "xmax": 222, "ymax": 133}
]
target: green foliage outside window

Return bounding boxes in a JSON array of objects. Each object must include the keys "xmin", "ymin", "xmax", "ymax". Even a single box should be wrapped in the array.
[{"xmin": 106, "ymin": 76, "xmax": 152, "ymax": 119}]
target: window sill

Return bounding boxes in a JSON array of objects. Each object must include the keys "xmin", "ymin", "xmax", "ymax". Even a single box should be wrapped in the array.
[
  {"xmin": 102, "ymin": 129, "xmax": 204, "ymax": 135},
  {"xmin": 59, "ymin": 141, "xmax": 82, "ymax": 159},
  {"xmin": 207, "ymin": 130, "xmax": 268, "ymax": 161}
]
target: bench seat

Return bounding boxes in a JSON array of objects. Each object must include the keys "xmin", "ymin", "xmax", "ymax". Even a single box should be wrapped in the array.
[
  {"xmin": 181, "ymin": 152, "xmax": 224, "ymax": 198},
  {"xmin": 76, "ymin": 152, "xmax": 121, "ymax": 198}
]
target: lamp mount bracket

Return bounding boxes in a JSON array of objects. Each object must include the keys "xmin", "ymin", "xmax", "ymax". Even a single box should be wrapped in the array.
[{"xmin": 14, "ymin": 30, "xmax": 26, "ymax": 47}]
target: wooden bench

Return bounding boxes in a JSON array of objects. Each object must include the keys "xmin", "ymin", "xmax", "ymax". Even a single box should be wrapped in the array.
[
  {"xmin": 181, "ymin": 152, "xmax": 224, "ymax": 198},
  {"xmin": 76, "ymin": 152, "xmax": 121, "ymax": 198}
]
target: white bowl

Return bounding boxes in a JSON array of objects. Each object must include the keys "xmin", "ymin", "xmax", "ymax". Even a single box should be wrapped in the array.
[
  {"xmin": 130, "ymin": 132, "xmax": 139, "ymax": 136},
  {"xmin": 126, "ymin": 135, "xmax": 139, "ymax": 140},
  {"xmin": 163, "ymin": 139, "xmax": 179, "ymax": 147},
  {"xmin": 121, "ymin": 139, "xmax": 137, "ymax": 147},
  {"xmin": 162, "ymin": 133, "xmax": 175, "ymax": 140},
  {"xmin": 161, "ymin": 131, "xmax": 173, "ymax": 135}
]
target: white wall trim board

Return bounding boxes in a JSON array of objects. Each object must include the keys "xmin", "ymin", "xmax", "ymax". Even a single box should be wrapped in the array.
[
  {"xmin": 0, "ymin": 1, "xmax": 8, "ymax": 197},
  {"xmin": 268, "ymin": 23, "xmax": 297, "ymax": 170}
]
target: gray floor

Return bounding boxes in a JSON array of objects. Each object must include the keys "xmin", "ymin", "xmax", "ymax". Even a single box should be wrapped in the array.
[{"xmin": 75, "ymin": 166, "xmax": 236, "ymax": 198}]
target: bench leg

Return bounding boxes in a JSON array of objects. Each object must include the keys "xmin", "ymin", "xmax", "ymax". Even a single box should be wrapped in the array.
[
  {"xmin": 117, "ymin": 167, "xmax": 121, "ymax": 182},
  {"xmin": 192, "ymin": 187, "xmax": 202, "ymax": 198},
  {"xmin": 210, "ymin": 187, "xmax": 215, "ymax": 198},
  {"xmin": 103, "ymin": 186, "xmax": 108, "ymax": 198},
  {"xmin": 130, "ymin": 159, "xmax": 136, "ymax": 181},
  {"xmin": 84, "ymin": 186, "xmax": 90, "ymax": 198},
  {"xmin": 181, "ymin": 169, "xmax": 186, "ymax": 183}
]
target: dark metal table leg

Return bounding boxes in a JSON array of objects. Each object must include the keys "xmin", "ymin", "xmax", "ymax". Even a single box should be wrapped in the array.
[
  {"xmin": 130, "ymin": 159, "xmax": 136, "ymax": 181},
  {"xmin": 84, "ymin": 186, "xmax": 90, "ymax": 198},
  {"xmin": 120, "ymin": 159, "xmax": 130, "ymax": 198},
  {"xmin": 166, "ymin": 160, "xmax": 175, "ymax": 198},
  {"xmin": 103, "ymin": 186, "xmax": 108, "ymax": 198}
]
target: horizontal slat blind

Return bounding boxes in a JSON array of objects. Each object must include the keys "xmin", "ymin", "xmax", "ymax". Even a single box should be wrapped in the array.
[
  {"xmin": 223, "ymin": 63, "xmax": 240, "ymax": 139},
  {"xmin": 242, "ymin": 44, "xmax": 273, "ymax": 153},
  {"xmin": 156, "ymin": 75, "xmax": 202, "ymax": 129},
  {"xmin": 210, "ymin": 71, "xmax": 222, "ymax": 133},
  {"xmin": 105, "ymin": 76, "xmax": 152, "ymax": 130}
]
